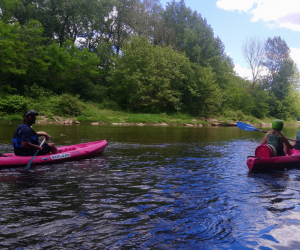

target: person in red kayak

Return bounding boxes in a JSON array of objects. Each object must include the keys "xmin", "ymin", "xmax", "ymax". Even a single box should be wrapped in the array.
[
  {"xmin": 12, "ymin": 110, "xmax": 59, "ymax": 156},
  {"xmin": 261, "ymin": 119, "xmax": 296, "ymax": 156},
  {"xmin": 294, "ymin": 126, "xmax": 300, "ymax": 150}
]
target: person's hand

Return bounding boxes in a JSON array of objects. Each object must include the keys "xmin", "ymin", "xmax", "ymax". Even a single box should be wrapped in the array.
[
  {"xmin": 37, "ymin": 131, "xmax": 51, "ymax": 140},
  {"xmin": 38, "ymin": 146, "xmax": 43, "ymax": 151},
  {"xmin": 44, "ymin": 133, "xmax": 50, "ymax": 141}
]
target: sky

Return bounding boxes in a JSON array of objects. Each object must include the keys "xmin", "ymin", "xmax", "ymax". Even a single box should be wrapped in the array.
[{"xmin": 159, "ymin": 0, "xmax": 300, "ymax": 80}]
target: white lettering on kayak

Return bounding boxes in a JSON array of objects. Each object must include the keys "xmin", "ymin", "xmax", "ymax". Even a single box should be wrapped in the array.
[{"xmin": 50, "ymin": 153, "xmax": 71, "ymax": 160}]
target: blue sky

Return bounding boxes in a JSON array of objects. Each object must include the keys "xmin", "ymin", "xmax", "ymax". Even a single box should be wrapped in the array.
[{"xmin": 159, "ymin": 0, "xmax": 300, "ymax": 79}]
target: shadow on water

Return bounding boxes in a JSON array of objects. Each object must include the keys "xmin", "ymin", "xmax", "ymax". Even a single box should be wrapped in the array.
[{"xmin": 1, "ymin": 124, "xmax": 300, "ymax": 249}]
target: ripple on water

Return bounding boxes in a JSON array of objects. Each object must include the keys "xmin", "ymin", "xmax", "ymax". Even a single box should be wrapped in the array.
[{"xmin": 1, "ymin": 135, "xmax": 300, "ymax": 248}]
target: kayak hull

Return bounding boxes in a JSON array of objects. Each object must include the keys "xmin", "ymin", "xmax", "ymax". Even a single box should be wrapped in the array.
[
  {"xmin": 247, "ymin": 148, "xmax": 300, "ymax": 171},
  {"xmin": 0, "ymin": 140, "xmax": 107, "ymax": 168}
]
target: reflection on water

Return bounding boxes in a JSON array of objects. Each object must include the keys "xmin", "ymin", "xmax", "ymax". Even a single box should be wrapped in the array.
[{"xmin": 0, "ymin": 124, "xmax": 300, "ymax": 249}]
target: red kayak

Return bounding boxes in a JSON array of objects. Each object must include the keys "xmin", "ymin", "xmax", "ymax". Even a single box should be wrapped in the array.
[
  {"xmin": 0, "ymin": 140, "xmax": 107, "ymax": 168},
  {"xmin": 247, "ymin": 144, "xmax": 300, "ymax": 171}
]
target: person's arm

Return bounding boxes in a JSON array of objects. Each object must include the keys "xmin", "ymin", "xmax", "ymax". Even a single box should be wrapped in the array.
[
  {"xmin": 282, "ymin": 136, "xmax": 296, "ymax": 149},
  {"xmin": 261, "ymin": 133, "xmax": 268, "ymax": 144},
  {"xmin": 20, "ymin": 127, "xmax": 43, "ymax": 151},
  {"xmin": 36, "ymin": 131, "xmax": 50, "ymax": 140},
  {"xmin": 21, "ymin": 142, "xmax": 42, "ymax": 151}
]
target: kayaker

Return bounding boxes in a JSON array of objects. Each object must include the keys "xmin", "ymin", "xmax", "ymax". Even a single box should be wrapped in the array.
[
  {"xmin": 261, "ymin": 119, "xmax": 296, "ymax": 156},
  {"xmin": 294, "ymin": 126, "xmax": 300, "ymax": 150},
  {"xmin": 12, "ymin": 110, "xmax": 59, "ymax": 156}
]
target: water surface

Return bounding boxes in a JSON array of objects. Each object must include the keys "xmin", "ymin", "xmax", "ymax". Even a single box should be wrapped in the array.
[{"xmin": 1, "ymin": 124, "xmax": 300, "ymax": 249}]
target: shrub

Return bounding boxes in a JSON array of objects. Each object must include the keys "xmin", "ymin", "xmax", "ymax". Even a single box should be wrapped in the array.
[
  {"xmin": 98, "ymin": 99, "xmax": 120, "ymax": 110},
  {"xmin": 0, "ymin": 95, "xmax": 28, "ymax": 114},
  {"xmin": 24, "ymin": 83, "xmax": 54, "ymax": 99},
  {"xmin": 58, "ymin": 94, "xmax": 83, "ymax": 116},
  {"xmin": 0, "ymin": 114, "xmax": 23, "ymax": 122},
  {"xmin": 236, "ymin": 110, "xmax": 244, "ymax": 121}
]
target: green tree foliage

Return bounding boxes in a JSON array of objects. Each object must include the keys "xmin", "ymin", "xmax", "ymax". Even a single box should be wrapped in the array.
[
  {"xmin": 223, "ymin": 75, "xmax": 269, "ymax": 119},
  {"xmin": 108, "ymin": 36, "xmax": 192, "ymax": 112},
  {"xmin": 267, "ymin": 60, "xmax": 297, "ymax": 119},
  {"xmin": 1, "ymin": 20, "xmax": 103, "ymax": 100},
  {"xmin": 58, "ymin": 93, "xmax": 83, "ymax": 116},
  {"xmin": 250, "ymin": 85, "xmax": 269, "ymax": 119},
  {"xmin": 223, "ymin": 75, "xmax": 252, "ymax": 113},
  {"xmin": 31, "ymin": 0, "xmax": 105, "ymax": 47},
  {"xmin": 164, "ymin": 0, "xmax": 234, "ymax": 89},
  {"xmin": 262, "ymin": 36, "xmax": 297, "ymax": 119},
  {"xmin": 0, "ymin": 0, "xmax": 20, "ymax": 22},
  {"xmin": 265, "ymin": 36, "xmax": 291, "ymax": 75},
  {"xmin": 0, "ymin": 95, "xmax": 28, "ymax": 115},
  {"xmin": 285, "ymin": 67, "xmax": 300, "ymax": 118},
  {"xmin": 1, "ymin": 0, "xmax": 299, "ymax": 119},
  {"xmin": 183, "ymin": 64, "xmax": 223, "ymax": 116},
  {"xmin": 0, "ymin": 21, "xmax": 27, "ymax": 78}
]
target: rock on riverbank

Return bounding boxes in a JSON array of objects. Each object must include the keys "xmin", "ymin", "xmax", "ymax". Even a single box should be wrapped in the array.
[{"xmin": 34, "ymin": 116, "xmax": 288, "ymax": 128}]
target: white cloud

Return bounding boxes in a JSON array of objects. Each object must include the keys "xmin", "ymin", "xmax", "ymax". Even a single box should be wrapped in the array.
[
  {"xmin": 216, "ymin": 0, "xmax": 300, "ymax": 31},
  {"xmin": 234, "ymin": 64, "xmax": 270, "ymax": 80},
  {"xmin": 290, "ymin": 47, "xmax": 300, "ymax": 68},
  {"xmin": 216, "ymin": 0, "xmax": 254, "ymax": 12},
  {"xmin": 234, "ymin": 64, "xmax": 253, "ymax": 80}
]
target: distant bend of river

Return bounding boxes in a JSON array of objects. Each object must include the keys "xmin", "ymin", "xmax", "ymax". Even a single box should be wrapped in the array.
[{"xmin": 1, "ymin": 124, "xmax": 300, "ymax": 249}]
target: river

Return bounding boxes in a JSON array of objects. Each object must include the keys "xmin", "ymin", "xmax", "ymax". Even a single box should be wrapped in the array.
[{"xmin": 1, "ymin": 124, "xmax": 300, "ymax": 249}]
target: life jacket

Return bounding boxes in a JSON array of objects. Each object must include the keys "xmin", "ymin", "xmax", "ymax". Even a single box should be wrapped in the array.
[
  {"xmin": 12, "ymin": 124, "xmax": 39, "ymax": 148},
  {"xmin": 267, "ymin": 134, "xmax": 284, "ymax": 156},
  {"xmin": 295, "ymin": 131, "xmax": 300, "ymax": 150}
]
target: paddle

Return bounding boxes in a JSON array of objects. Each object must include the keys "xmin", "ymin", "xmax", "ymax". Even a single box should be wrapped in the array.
[
  {"xmin": 25, "ymin": 137, "xmax": 46, "ymax": 171},
  {"xmin": 237, "ymin": 121, "xmax": 297, "ymax": 142}
]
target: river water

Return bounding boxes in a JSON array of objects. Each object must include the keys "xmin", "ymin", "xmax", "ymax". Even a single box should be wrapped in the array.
[{"xmin": 1, "ymin": 124, "xmax": 300, "ymax": 249}]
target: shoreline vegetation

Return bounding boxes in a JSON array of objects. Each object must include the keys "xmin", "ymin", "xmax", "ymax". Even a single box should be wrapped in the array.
[
  {"xmin": 1, "ymin": 101, "xmax": 299, "ymax": 128},
  {"xmin": 1, "ymin": 0, "xmax": 300, "ymax": 125},
  {"xmin": 1, "ymin": 115, "xmax": 299, "ymax": 128}
]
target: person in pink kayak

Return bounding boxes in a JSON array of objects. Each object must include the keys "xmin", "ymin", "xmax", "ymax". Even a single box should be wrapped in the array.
[
  {"xmin": 294, "ymin": 126, "xmax": 300, "ymax": 150},
  {"xmin": 12, "ymin": 110, "xmax": 59, "ymax": 156},
  {"xmin": 261, "ymin": 119, "xmax": 296, "ymax": 156}
]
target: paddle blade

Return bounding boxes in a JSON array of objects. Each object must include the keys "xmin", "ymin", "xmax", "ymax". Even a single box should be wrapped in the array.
[{"xmin": 237, "ymin": 121, "xmax": 259, "ymax": 132}]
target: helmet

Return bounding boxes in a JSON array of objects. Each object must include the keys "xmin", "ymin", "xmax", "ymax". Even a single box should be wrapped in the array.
[{"xmin": 272, "ymin": 119, "xmax": 283, "ymax": 130}]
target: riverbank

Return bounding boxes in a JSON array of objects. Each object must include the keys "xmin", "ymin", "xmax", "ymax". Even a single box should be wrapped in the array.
[{"xmin": 1, "ymin": 109, "xmax": 299, "ymax": 128}]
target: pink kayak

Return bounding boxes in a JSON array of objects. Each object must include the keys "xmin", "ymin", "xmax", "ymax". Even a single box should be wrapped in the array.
[
  {"xmin": 247, "ymin": 144, "xmax": 300, "ymax": 171},
  {"xmin": 0, "ymin": 140, "xmax": 107, "ymax": 168}
]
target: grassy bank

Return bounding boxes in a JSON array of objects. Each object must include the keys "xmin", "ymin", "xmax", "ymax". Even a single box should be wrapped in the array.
[
  {"xmin": 0, "ymin": 102, "xmax": 298, "ymax": 125},
  {"xmin": 0, "ymin": 94, "xmax": 299, "ymax": 125}
]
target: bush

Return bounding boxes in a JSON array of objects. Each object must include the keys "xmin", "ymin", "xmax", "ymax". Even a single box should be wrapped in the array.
[
  {"xmin": 24, "ymin": 83, "xmax": 54, "ymax": 99},
  {"xmin": 236, "ymin": 110, "xmax": 244, "ymax": 121},
  {"xmin": 58, "ymin": 94, "xmax": 83, "ymax": 116},
  {"xmin": 0, "ymin": 114, "xmax": 23, "ymax": 122},
  {"xmin": 0, "ymin": 95, "xmax": 28, "ymax": 115},
  {"xmin": 98, "ymin": 99, "xmax": 120, "ymax": 110}
]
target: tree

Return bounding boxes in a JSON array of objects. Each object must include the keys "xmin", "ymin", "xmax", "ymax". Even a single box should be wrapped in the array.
[
  {"xmin": 184, "ymin": 64, "xmax": 223, "ymax": 116},
  {"xmin": 0, "ymin": 21, "xmax": 27, "ymax": 86},
  {"xmin": 108, "ymin": 36, "xmax": 193, "ymax": 112},
  {"xmin": 0, "ymin": 0, "xmax": 20, "ymax": 22},
  {"xmin": 263, "ymin": 36, "xmax": 291, "ymax": 89},
  {"xmin": 284, "ymin": 66, "xmax": 300, "ymax": 118},
  {"xmin": 163, "ymin": 0, "xmax": 199, "ymax": 52},
  {"xmin": 104, "ymin": 0, "xmax": 138, "ymax": 54},
  {"xmin": 32, "ymin": 0, "xmax": 101, "ymax": 47},
  {"xmin": 242, "ymin": 36, "xmax": 266, "ymax": 93},
  {"xmin": 265, "ymin": 36, "xmax": 290, "ymax": 75},
  {"xmin": 163, "ymin": 0, "xmax": 234, "ymax": 91},
  {"xmin": 267, "ymin": 58, "xmax": 296, "ymax": 119},
  {"xmin": 262, "ymin": 36, "xmax": 296, "ymax": 118}
]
